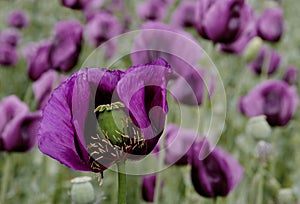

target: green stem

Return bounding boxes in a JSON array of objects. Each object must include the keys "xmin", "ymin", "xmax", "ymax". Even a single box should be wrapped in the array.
[
  {"xmin": 0, "ymin": 154, "xmax": 11, "ymax": 204},
  {"xmin": 117, "ymin": 160, "xmax": 127, "ymax": 204},
  {"xmin": 154, "ymin": 172, "xmax": 162, "ymax": 204},
  {"xmin": 256, "ymin": 170, "xmax": 264, "ymax": 204},
  {"xmin": 154, "ymin": 131, "xmax": 166, "ymax": 204},
  {"xmin": 23, "ymin": 86, "xmax": 38, "ymax": 111}
]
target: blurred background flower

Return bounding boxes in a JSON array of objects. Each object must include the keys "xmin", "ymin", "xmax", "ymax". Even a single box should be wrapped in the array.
[
  {"xmin": 190, "ymin": 138, "xmax": 243, "ymax": 198},
  {"xmin": 0, "ymin": 95, "xmax": 41, "ymax": 152},
  {"xmin": 7, "ymin": 10, "xmax": 29, "ymax": 29},
  {"xmin": 239, "ymin": 80, "xmax": 299, "ymax": 126}
]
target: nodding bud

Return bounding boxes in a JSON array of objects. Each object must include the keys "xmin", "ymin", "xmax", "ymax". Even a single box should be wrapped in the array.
[
  {"xmin": 278, "ymin": 188, "xmax": 296, "ymax": 204},
  {"xmin": 246, "ymin": 115, "xmax": 271, "ymax": 140},
  {"xmin": 70, "ymin": 176, "xmax": 95, "ymax": 204},
  {"xmin": 243, "ymin": 37, "xmax": 263, "ymax": 63}
]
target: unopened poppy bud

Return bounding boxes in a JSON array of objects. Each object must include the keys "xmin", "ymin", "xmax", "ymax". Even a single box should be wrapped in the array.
[
  {"xmin": 71, "ymin": 176, "xmax": 95, "ymax": 204},
  {"xmin": 246, "ymin": 115, "xmax": 271, "ymax": 140},
  {"xmin": 255, "ymin": 140, "xmax": 273, "ymax": 162},
  {"xmin": 278, "ymin": 188, "xmax": 296, "ymax": 204},
  {"xmin": 283, "ymin": 66, "xmax": 298, "ymax": 86},
  {"xmin": 243, "ymin": 37, "xmax": 263, "ymax": 63}
]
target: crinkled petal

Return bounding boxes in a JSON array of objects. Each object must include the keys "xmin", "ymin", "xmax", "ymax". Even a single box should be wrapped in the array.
[
  {"xmin": 38, "ymin": 71, "xmax": 92, "ymax": 171},
  {"xmin": 117, "ymin": 58, "xmax": 171, "ymax": 155}
]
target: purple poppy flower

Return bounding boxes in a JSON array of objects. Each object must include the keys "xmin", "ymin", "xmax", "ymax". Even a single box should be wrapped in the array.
[
  {"xmin": 7, "ymin": 10, "xmax": 29, "ymax": 29},
  {"xmin": 0, "ymin": 43, "xmax": 18, "ymax": 66},
  {"xmin": 131, "ymin": 22, "xmax": 201, "ymax": 78},
  {"xmin": 239, "ymin": 80, "xmax": 299, "ymax": 126},
  {"xmin": 136, "ymin": 0, "xmax": 167, "ymax": 22},
  {"xmin": 0, "ymin": 28, "xmax": 21, "ymax": 47},
  {"xmin": 170, "ymin": 66, "xmax": 215, "ymax": 106},
  {"xmin": 38, "ymin": 58, "xmax": 171, "ymax": 172},
  {"xmin": 171, "ymin": 1, "xmax": 196, "ymax": 28},
  {"xmin": 190, "ymin": 138, "xmax": 243, "ymax": 198},
  {"xmin": 82, "ymin": 0, "xmax": 105, "ymax": 21},
  {"xmin": 257, "ymin": 7, "xmax": 284, "ymax": 42},
  {"xmin": 85, "ymin": 12, "xmax": 122, "ymax": 47},
  {"xmin": 0, "ymin": 95, "xmax": 41, "ymax": 152},
  {"xmin": 107, "ymin": 0, "xmax": 126, "ymax": 13},
  {"xmin": 160, "ymin": 0, "xmax": 174, "ymax": 5},
  {"xmin": 247, "ymin": 46, "xmax": 281, "ymax": 76},
  {"xmin": 32, "ymin": 70, "xmax": 67, "ymax": 110},
  {"xmin": 142, "ymin": 174, "xmax": 163, "ymax": 202},
  {"xmin": 219, "ymin": 4, "xmax": 257, "ymax": 54},
  {"xmin": 195, "ymin": 0, "xmax": 247, "ymax": 43},
  {"xmin": 154, "ymin": 124, "xmax": 198, "ymax": 165},
  {"xmin": 50, "ymin": 20, "xmax": 83, "ymax": 72},
  {"xmin": 61, "ymin": 0, "xmax": 87, "ymax": 9},
  {"xmin": 283, "ymin": 66, "xmax": 298, "ymax": 86},
  {"xmin": 27, "ymin": 41, "xmax": 52, "ymax": 81}
]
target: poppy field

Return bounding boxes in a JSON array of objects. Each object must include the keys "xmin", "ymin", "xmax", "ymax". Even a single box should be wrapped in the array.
[{"xmin": 0, "ymin": 0, "xmax": 300, "ymax": 203}]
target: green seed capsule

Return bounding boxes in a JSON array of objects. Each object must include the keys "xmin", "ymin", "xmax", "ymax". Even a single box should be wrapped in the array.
[
  {"xmin": 278, "ymin": 188, "xmax": 296, "ymax": 204},
  {"xmin": 246, "ymin": 115, "xmax": 271, "ymax": 140},
  {"xmin": 71, "ymin": 176, "xmax": 95, "ymax": 204},
  {"xmin": 95, "ymin": 101, "xmax": 145, "ymax": 150}
]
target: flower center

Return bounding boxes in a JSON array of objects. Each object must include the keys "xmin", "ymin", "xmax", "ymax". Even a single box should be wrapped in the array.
[{"xmin": 86, "ymin": 102, "xmax": 146, "ymax": 171}]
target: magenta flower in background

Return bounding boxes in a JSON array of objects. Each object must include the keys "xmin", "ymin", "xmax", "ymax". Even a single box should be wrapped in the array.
[
  {"xmin": 61, "ymin": 0, "xmax": 87, "ymax": 10},
  {"xmin": 160, "ymin": 0, "xmax": 174, "ymax": 5},
  {"xmin": 283, "ymin": 66, "xmax": 298, "ymax": 86},
  {"xmin": 82, "ymin": 0, "xmax": 105, "ymax": 21},
  {"xmin": 247, "ymin": 46, "xmax": 281, "ymax": 76},
  {"xmin": 195, "ymin": 0, "xmax": 247, "ymax": 43},
  {"xmin": 38, "ymin": 59, "xmax": 171, "ymax": 172},
  {"xmin": 257, "ymin": 7, "xmax": 284, "ymax": 42},
  {"xmin": 142, "ymin": 174, "xmax": 162, "ymax": 202},
  {"xmin": 131, "ymin": 21, "xmax": 201, "ymax": 78},
  {"xmin": 50, "ymin": 20, "xmax": 83, "ymax": 72},
  {"xmin": 239, "ymin": 80, "xmax": 299, "ymax": 126},
  {"xmin": 0, "ymin": 95, "xmax": 41, "ymax": 152},
  {"xmin": 7, "ymin": 10, "xmax": 29, "ymax": 29},
  {"xmin": 0, "ymin": 28, "xmax": 21, "ymax": 47},
  {"xmin": 136, "ymin": 0, "xmax": 167, "ymax": 22},
  {"xmin": 32, "ymin": 70, "xmax": 67, "ymax": 110},
  {"xmin": 0, "ymin": 43, "xmax": 18, "ymax": 67},
  {"xmin": 27, "ymin": 21, "xmax": 82, "ymax": 79},
  {"xmin": 219, "ymin": 4, "xmax": 257, "ymax": 54},
  {"xmin": 154, "ymin": 124, "xmax": 198, "ymax": 165},
  {"xmin": 27, "ymin": 41, "xmax": 52, "ymax": 81},
  {"xmin": 107, "ymin": 0, "xmax": 126, "ymax": 13},
  {"xmin": 190, "ymin": 138, "xmax": 243, "ymax": 198},
  {"xmin": 170, "ymin": 66, "xmax": 215, "ymax": 106},
  {"xmin": 85, "ymin": 11, "xmax": 122, "ymax": 47},
  {"xmin": 171, "ymin": 1, "xmax": 196, "ymax": 28}
]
